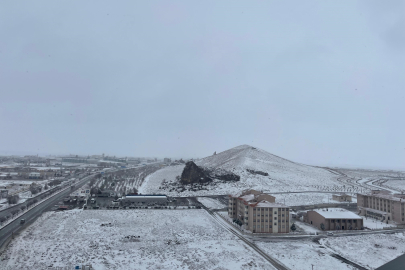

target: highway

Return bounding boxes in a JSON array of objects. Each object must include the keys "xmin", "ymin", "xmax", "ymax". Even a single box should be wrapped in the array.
[{"xmin": 0, "ymin": 173, "xmax": 95, "ymax": 252}]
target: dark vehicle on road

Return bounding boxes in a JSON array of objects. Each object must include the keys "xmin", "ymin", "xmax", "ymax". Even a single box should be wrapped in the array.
[{"xmin": 20, "ymin": 219, "xmax": 25, "ymax": 225}]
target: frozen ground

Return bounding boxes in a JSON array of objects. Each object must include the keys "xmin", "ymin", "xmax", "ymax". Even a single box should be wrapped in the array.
[
  {"xmin": 293, "ymin": 220, "xmax": 321, "ymax": 233},
  {"xmin": 256, "ymin": 240, "xmax": 356, "ymax": 270},
  {"xmin": 138, "ymin": 165, "xmax": 184, "ymax": 194},
  {"xmin": 0, "ymin": 209, "xmax": 274, "ymax": 270},
  {"xmin": 197, "ymin": 197, "xmax": 226, "ymax": 209},
  {"xmin": 362, "ymin": 217, "xmax": 396, "ymax": 229},
  {"xmin": 320, "ymin": 233, "xmax": 405, "ymax": 269},
  {"xmin": 139, "ymin": 145, "xmax": 349, "ymax": 197},
  {"xmin": 381, "ymin": 179, "xmax": 405, "ymax": 192}
]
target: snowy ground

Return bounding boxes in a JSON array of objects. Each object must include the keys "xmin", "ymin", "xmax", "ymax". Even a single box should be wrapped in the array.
[
  {"xmin": 320, "ymin": 233, "xmax": 405, "ymax": 269},
  {"xmin": 272, "ymin": 192, "xmax": 357, "ymax": 207},
  {"xmin": 138, "ymin": 146, "xmax": 370, "ymax": 197},
  {"xmin": 381, "ymin": 179, "xmax": 405, "ymax": 192},
  {"xmin": 197, "ymin": 197, "xmax": 226, "ymax": 209},
  {"xmin": 256, "ymin": 240, "xmax": 356, "ymax": 270},
  {"xmin": 138, "ymin": 165, "xmax": 348, "ymax": 197},
  {"xmin": 0, "ymin": 209, "xmax": 274, "ymax": 270},
  {"xmin": 138, "ymin": 165, "xmax": 184, "ymax": 194},
  {"xmin": 293, "ymin": 220, "xmax": 321, "ymax": 233},
  {"xmin": 362, "ymin": 217, "xmax": 396, "ymax": 229}
]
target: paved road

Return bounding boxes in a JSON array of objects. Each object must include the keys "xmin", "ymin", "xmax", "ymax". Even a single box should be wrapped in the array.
[{"xmin": 0, "ymin": 174, "xmax": 95, "ymax": 251}]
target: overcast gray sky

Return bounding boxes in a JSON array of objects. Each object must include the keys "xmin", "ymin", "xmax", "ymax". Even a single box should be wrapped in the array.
[{"xmin": 0, "ymin": 1, "xmax": 404, "ymax": 169}]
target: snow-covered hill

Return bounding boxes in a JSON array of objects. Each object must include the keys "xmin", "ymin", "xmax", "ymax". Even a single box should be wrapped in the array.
[{"xmin": 140, "ymin": 145, "xmax": 343, "ymax": 196}]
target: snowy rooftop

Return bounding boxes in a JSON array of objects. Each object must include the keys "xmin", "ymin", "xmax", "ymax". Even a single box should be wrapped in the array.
[
  {"xmin": 313, "ymin": 208, "xmax": 362, "ymax": 219},
  {"xmin": 255, "ymin": 200, "xmax": 288, "ymax": 208},
  {"xmin": 239, "ymin": 194, "xmax": 255, "ymax": 202},
  {"xmin": 362, "ymin": 193, "xmax": 403, "ymax": 202}
]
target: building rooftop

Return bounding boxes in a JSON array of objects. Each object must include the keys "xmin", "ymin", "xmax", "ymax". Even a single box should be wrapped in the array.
[
  {"xmin": 361, "ymin": 193, "xmax": 403, "ymax": 202},
  {"xmin": 313, "ymin": 208, "xmax": 362, "ymax": 219},
  {"xmin": 255, "ymin": 200, "xmax": 288, "ymax": 208},
  {"xmin": 239, "ymin": 194, "xmax": 255, "ymax": 202}
]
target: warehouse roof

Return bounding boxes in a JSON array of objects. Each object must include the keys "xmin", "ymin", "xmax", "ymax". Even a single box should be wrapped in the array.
[{"xmin": 313, "ymin": 208, "xmax": 362, "ymax": 219}]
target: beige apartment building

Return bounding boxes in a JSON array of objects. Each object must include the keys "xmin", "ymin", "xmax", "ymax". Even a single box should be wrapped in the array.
[
  {"xmin": 305, "ymin": 208, "xmax": 363, "ymax": 230},
  {"xmin": 228, "ymin": 189, "xmax": 290, "ymax": 233},
  {"xmin": 357, "ymin": 190, "xmax": 405, "ymax": 224}
]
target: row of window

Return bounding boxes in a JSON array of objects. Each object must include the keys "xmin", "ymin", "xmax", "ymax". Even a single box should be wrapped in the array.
[
  {"xmin": 253, "ymin": 219, "xmax": 288, "ymax": 223},
  {"xmin": 256, "ymin": 214, "xmax": 285, "ymax": 217},
  {"xmin": 330, "ymin": 219, "xmax": 357, "ymax": 223},
  {"xmin": 253, "ymin": 225, "xmax": 286, "ymax": 229}
]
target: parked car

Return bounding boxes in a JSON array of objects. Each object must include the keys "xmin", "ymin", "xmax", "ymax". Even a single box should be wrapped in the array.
[{"xmin": 327, "ymin": 232, "xmax": 334, "ymax": 236}]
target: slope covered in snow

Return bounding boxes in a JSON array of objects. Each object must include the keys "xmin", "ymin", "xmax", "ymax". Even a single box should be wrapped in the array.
[{"xmin": 139, "ymin": 145, "xmax": 342, "ymax": 196}]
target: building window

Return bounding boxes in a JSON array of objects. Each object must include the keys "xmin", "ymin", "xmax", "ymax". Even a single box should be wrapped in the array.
[
  {"xmin": 282, "ymin": 225, "xmax": 285, "ymax": 228},
  {"xmin": 274, "ymin": 222, "xmax": 277, "ymax": 225},
  {"xmin": 274, "ymin": 211, "xmax": 277, "ymax": 214},
  {"xmin": 282, "ymin": 214, "xmax": 284, "ymax": 217},
  {"xmin": 270, "ymin": 225, "xmax": 272, "ymax": 228},
  {"xmin": 265, "ymin": 220, "xmax": 268, "ymax": 222},
  {"xmin": 262, "ymin": 225, "xmax": 264, "ymax": 228},
  {"xmin": 274, "ymin": 217, "xmax": 277, "ymax": 220},
  {"xmin": 265, "ymin": 225, "xmax": 268, "ymax": 228},
  {"xmin": 253, "ymin": 219, "xmax": 256, "ymax": 222}
]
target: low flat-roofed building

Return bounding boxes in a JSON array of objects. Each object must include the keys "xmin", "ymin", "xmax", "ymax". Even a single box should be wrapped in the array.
[
  {"xmin": 228, "ymin": 189, "xmax": 290, "ymax": 233},
  {"xmin": 332, "ymin": 194, "xmax": 352, "ymax": 202},
  {"xmin": 121, "ymin": 194, "xmax": 168, "ymax": 204},
  {"xmin": 305, "ymin": 208, "xmax": 363, "ymax": 230}
]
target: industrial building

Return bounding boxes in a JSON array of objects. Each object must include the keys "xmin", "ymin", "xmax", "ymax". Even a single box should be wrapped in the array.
[
  {"xmin": 120, "ymin": 194, "xmax": 168, "ymax": 205},
  {"xmin": 228, "ymin": 189, "xmax": 290, "ymax": 233},
  {"xmin": 304, "ymin": 208, "xmax": 363, "ymax": 230},
  {"xmin": 357, "ymin": 190, "xmax": 405, "ymax": 224}
]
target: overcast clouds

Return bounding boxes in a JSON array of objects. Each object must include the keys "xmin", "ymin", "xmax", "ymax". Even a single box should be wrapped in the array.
[{"xmin": 0, "ymin": 1, "xmax": 404, "ymax": 169}]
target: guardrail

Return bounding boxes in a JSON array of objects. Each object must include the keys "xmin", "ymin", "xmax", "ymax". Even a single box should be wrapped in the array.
[{"xmin": 0, "ymin": 175, "xmax": 94, "ymax": 229}]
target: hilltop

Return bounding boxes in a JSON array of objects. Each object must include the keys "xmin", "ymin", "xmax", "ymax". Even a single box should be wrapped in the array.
[{"xmin": 139, "ymin": 145, "xmax": 342, "ymax": 196}]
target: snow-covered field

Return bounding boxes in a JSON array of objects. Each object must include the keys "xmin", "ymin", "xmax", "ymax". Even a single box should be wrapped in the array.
[
  {"xmin": 92, "ymin": 164, "xmax": 161, "ymax": 195},
  {"xmin": 381, "ymin": 180, "xmax": 405, "ymax": 192},
  {"xmin": 197, "ymin": 197, "xmax": 226, "ymax": 209},
  {"xmin": 138, "ymin": 165, "xmax": 184, "ymax": 194},
  {"xmin": 320, "ymin": 233, "xmax": 405, "ymax": 269},
  {"xmin": 272, "ymin": 192, "xmax": 357, "ymax": 206},
  {"xmin": 0, "ymin": 209, "xmax": 274, "ymax": 270},
  {"xmin": 294, "ymin": 220, "xmax": 321, "ymax": 233},
  {"xmin": 256, "ymin": 240, "xmax": 355, "ymax": 270},
  {"xmin": 362, "ymin": 217, "xmax": 396, "ymax": 229}
]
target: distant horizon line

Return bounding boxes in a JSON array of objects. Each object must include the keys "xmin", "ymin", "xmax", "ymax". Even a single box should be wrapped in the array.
[{"xmin": 0, "ymin": 149, "xmax": 403, "ymax": 172}]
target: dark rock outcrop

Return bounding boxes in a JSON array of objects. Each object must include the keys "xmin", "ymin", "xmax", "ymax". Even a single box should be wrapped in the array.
[
  {"xmin": 213, "ymin": 172, "xmax": 240, "ymax": 181},
  {"xmin": 246, "ymin": 169, "xmax": 269, "ymax": 176},
  {"xmin": 180, "ymin": 161, "xmax": 212, "ymax": 185}
]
